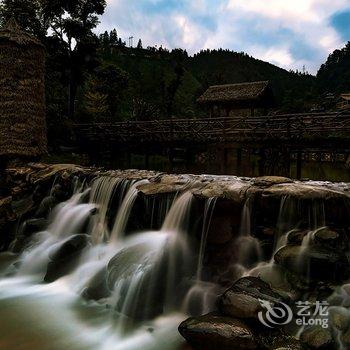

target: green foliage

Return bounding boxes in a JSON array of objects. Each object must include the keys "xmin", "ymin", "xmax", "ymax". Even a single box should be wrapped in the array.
[
  {"xmin": 4, "ymin": 0, "xmax": 349, "ymax": 150},
  {"xmin": 0, "ymin": 0, "xmax": 47, "ymax": 38},
  {"xmin": 79, "ymin": 63, "xmax": 129, "ymax": 121},
  {"xmin": 317, "ymin": 42, "xmax": 350, "ymax": 94}
]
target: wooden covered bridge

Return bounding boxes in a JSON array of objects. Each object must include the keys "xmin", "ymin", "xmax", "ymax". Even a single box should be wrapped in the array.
[{"xmin": 74, "ymin": 111, "xmax": 350, "ymax": 179}]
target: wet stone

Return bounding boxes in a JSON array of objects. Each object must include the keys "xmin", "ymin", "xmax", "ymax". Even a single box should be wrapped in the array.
[
  {"xmin": 274, "ymin": 245, "xmax": 349, "ymax": 281},
  {"xmin": 286, "ymin": 229, "xmax": 309, "ymax": 245},
  {"xmin": 300, "ymin": 326, "xmax": 335, "ymax": 349},
  {"xmin": 329, "ymin": 307, "xmax": 350, "ymax": 332},
  {"xmin": 44, "ymin": 234, "xmax": 91, "ymax": 282},
  {"xmin": 179, "ymin": 313, "xmax": 257, "ymax": 350},
  {"xmin": 219, "ymin": 276, "xmax": 286, "ymax": 320}
]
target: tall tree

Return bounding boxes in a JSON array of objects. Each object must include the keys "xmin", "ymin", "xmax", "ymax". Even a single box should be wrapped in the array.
[
  {"xmin": 83, "ymin": 63, "xmax": 129, "ymax": 121},
  {"xmin": 1, "ymin": 0, "xmax": 107, "ymax": 118},
  {"xmin": 40, "ymin": 0, "xmax": 107, "ymax": 117}
]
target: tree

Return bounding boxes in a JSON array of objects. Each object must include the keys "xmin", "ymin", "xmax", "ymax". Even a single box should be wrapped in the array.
[
  {"xmin": 39, "ymin": 0, "xmax": 107, "ymax": 117},
  {"xmin": 0, "ymin": 0, "xmax": 47, "ymax": 38},
  {"xmin": 83, "ymin": 63, "xmax": 129, "ymax": 121},
  {"xmin": 85, "ymin": 90, "xmax": 109, "ymax": 120},
  {"xmin": 317, "ymin": 42, "xmax": 350, "ymax": 94},
  {"xmin": 137, "ymin": 39, "xmax": 142, "ymax": 49},
  {"xmin": 1, "ymin": 0, "xmax": 107, "ymax": 118},
  {"xmin": 165, "ymin": 62, "xmax": 184, "ymax": 118},
  {"xmin": 109, "ymin": 28, "xmax": 118, "ymax": 45}
]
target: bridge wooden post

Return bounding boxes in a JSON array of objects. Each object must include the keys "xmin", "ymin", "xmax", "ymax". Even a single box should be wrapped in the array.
[
  {"xmin": 296, "ymin": 149, "xmax": 302, "ymax": 180},
  {"xmin": 236, "ymin": 148, "xmax": 242, "ymax": 175},
  {"xmin": 144, "ymin": 152, "xmax": 149, "ymax": 169},
  {"xmin": 258, "ymin": 148, "xmax": 266, "ymax": 176}
]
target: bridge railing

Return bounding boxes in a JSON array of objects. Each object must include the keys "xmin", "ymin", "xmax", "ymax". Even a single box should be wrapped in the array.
[{"xmin": 75, "ymin": 112, "xmax": 350, "ymax": 143}]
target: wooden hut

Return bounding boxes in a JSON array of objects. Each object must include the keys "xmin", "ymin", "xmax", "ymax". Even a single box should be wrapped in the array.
[
  {"xmin": 197, "ymin": 81, "xmax": 274, "ymax": 117},
  {"xmin": 0, "ymin": 18, "xmax": 47, "ymax": 163}
]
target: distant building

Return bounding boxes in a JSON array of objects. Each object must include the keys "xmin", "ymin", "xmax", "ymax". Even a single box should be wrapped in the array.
[
  {"xmin": 197, "ymin": 81, "xmax": 274, "ymax": 117},
  {"xmin": 0, "ymin": 18, "xmax": 47, "ymax": 162}
]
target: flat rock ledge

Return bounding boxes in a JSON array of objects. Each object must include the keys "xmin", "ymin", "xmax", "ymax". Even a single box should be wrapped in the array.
[{"xmin": 7, "ymin": 163, "xmax": 349, "ymax": 202}]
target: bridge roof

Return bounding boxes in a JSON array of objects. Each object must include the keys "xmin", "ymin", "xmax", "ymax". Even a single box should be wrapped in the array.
[{"xmin": 197, "ymin": 80, "xmax": 270, "ymax": 105}]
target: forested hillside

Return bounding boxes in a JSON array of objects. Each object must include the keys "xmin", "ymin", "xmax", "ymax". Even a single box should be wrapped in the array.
[
  {"xmin": 1, "ymin": 0, "xmax": 349, "ymax": 151},
  {"xmin": 317, "ymin": 42, "xmax": 350, "ymax": 94}
]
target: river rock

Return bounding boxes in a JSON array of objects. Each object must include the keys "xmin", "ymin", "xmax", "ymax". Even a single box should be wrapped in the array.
[
  {"xmin": 219, "ymin": 276, "xmax": 285, "ymax": 320},
  {"xmin": 300, "ymin": 326, "xmax": 335, "ymax": 349},
  {"xmin": 44, "ymin": 234, "xmax": 91, "ymax": 282},
  {"xmin": 287, "ymin": 229, "xmax": 309, "ymax": 245},
  {"xmin": 82, "ymin": 267, "xmax": 110, "ymax": 300},
  {"xmin": 257, "ymin": 331, "xmax": 302, "ymax": 350},
  {"xmin": 30, "ymin": 164, "xmax": 86, "ymax": 184},
  {"xmin": 313, "ymin": 227, "xmax": 346, "ymax": 249},
  {"xmin": 262, "ymin": 183, "xmax": 346, "ymax": 200},
  {"xmin": 253, "ymin": 176, "xmax": 293, "ymax": 187},
  {"xmin": 179, "ymin": 313, "xmax": 257, "ymax": 350},
  {"xmin": 274, "ymin": 245, "xmax": 349, "ymax": 281},
  {"xmin": 329, "ymin": 307, "xmax": 350, "ymax": 331},
  {"xmin": 340, "ymin": 328, "xmax": 350, "ymax": 349}
]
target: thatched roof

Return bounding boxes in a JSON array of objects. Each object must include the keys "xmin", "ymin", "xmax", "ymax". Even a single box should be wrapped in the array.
[
  {"xmin": 0, "ymin": 18, "xmax": 43, "ymax": 47},
  {"xmin": 0, "ymin": 19, "xmax": 47, "ymax": 158},
  {"xmin": 198, "ymin": 81, "xmax": 271, "ymax": 104}
]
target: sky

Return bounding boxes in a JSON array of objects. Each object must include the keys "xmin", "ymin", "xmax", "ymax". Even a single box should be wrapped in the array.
[{"xmin": 99, "ymin": 0, "xmax": 350, "ymax": 74}]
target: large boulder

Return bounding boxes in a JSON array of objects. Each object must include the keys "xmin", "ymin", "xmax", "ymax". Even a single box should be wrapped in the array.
[
  {"xmin": 179, "ymin": 313, "xmax": 257, "ymax": 350},
  {"xmin": 44, "ymin": 234, "xmax": 91, "ymax": 282},
  {"xmin": 81, "ymin": 267, "xmax": 110, "ymax": 301},
  {"xmin": 219, "ymin": 277, "xmax": 286, "ymax": 320},
  {"xmin": 300, "ymin": 326, "xmax": 335, "ymax": 349},
  {"xmin": 274, "ymin": 245, "xmax": 349, "ymax": 281},
  {"xmin": 313, "ymin": 227, "xmax": 347, "ymax": 250}
]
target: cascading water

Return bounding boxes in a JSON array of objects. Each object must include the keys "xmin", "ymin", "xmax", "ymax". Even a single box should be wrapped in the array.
[
  {"xmin": 182, "ymin": 197, "xmax": 220, "ymax": 316},
  {"xmin": 0, "ymin": 172, "xmax": 348, "ymax": 350},
  {"xmin": 111, "ymin": 179, "xmax": 150, "ymax": 241},
  {"xmin": 18, "ymin": 190, "xmax": 95, "ymax": 278},
  {"xmin": 235, "ymin": 197, "xmax": 263, "ymax": 273},
  {"xmin": 89, "ymin": 176, "xmax": 121, "ymax": 243},
  {"xmin": 196, "ymin": 197, "xmax": 217, "ymax": 280},
  {"xmin": 0, "ymin": 179, "xmax": 202, "ymax": 350}
]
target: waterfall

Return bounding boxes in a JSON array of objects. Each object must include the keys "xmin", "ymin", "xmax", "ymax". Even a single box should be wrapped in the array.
[
  {"xmin": 239, "ymin": 197, "xmax": 252, "ymax": 236},
  {"xmin": 2, "ymin": 172, "xmax": 344, "ymax": 350},
  {"xmin": 235, "ymin": 197, "xmax": 262, "ymax": 271},
  {"xmin": 196, "ymin": 197, "xmax": 217, "ymax": 280},
  {"xmin": 18, "ymin": 190, "xmax": 96, "ymax": 278},
  {"xmin": 161, "ymin": 191, "xmax": 194, "ymax": 232},
  {"xmin": 0, "ymin": 182, "xmax": 200, "ymax": 350},
  {"xmin": 111, "ymin": 179, "xmax": 149, "ymax": 241},
  {"xmin": 89, "ymin": 176, "xmax": 121, "ymax": 243}
]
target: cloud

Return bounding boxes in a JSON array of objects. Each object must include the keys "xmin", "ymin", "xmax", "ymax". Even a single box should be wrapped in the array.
[
  {"xmin": 331, "ymin": 9, "xmax": 350, "ymax": 41},
  {"xmin": 99, "ymin": 0, "xmax": 350, "ymax": 74}
]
